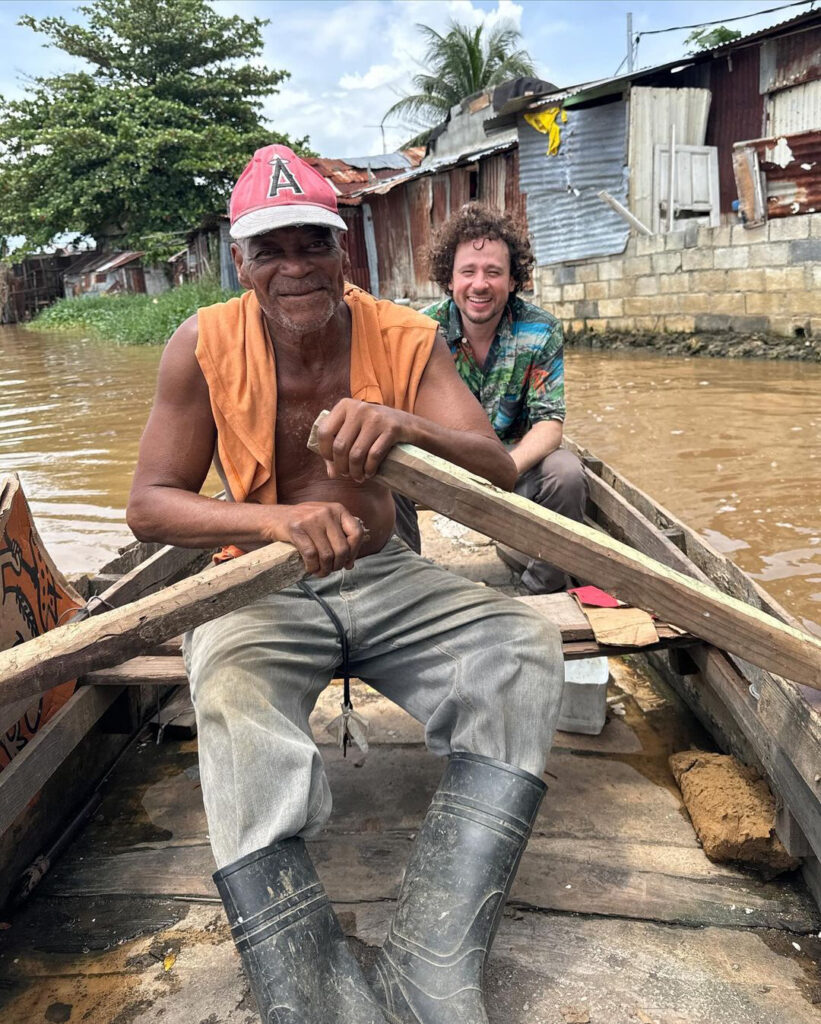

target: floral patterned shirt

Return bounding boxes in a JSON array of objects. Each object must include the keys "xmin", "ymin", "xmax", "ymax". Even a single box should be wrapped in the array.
[{"xmin": 423, "ymin": 295, "xmax": 565, "ymax": 444}]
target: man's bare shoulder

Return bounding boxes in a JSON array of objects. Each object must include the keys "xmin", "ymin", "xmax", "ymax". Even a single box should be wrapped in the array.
[{"xmin": 157, "ymin": 313, "xmax": 208, "ymax": 400}]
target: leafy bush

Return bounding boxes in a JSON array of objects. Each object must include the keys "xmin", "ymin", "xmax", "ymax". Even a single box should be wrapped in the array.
[{"xmin": 30, "ymin": 280, "xmax": 242, "ymax": 345}]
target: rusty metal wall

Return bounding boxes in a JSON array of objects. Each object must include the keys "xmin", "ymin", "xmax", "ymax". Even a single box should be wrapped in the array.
[
  {"xmin": 760, "ymin": 28, "xmax": 821, "ymax": 92},
  {"xmin": 518, "ymin": 99, "xmax": 630, "ymax": 265},
  {"xmin": 370, "ymin": 189, "xmax": 413, "ymax": 299},
  {"xmin": 478, "ymin": 153, "xmax": 507, "ymax": 209},
  {"xmin": 450, "ymin": 166, "xmax": 472, "ymax": 211},
  {"xmin": 744, "ymin": 130, "xmax": 821, "ymax": 217},
  {"xmin": 432, "ymin": 175, "xmax": 450, "ymax": 225},
  {"xmin": 339, "ymin": 206, "xmax": 371, "ymax": 292},
  {"xmin": 705, "ymin": 46, "xmax": 764, "ymax": 212},
  {"xmin": 407, "ymin": 178, "xmax": 435, "ymax": 292},
  {"xmin": 505, "ymin": 148, "xmax": 528, "ymax": 223}
]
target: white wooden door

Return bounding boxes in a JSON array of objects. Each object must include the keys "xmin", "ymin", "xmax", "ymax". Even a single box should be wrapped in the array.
[{"xmin": 653, "ymin": 144, "xmax": 720, "ymax": 232}]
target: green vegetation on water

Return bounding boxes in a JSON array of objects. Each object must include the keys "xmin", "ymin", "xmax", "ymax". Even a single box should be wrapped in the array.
[{"xmin": 30, "ymin": 281, "xmax": 241, "ymax": 346}]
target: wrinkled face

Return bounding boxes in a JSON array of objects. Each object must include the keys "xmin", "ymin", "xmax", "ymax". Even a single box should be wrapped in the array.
[
  {"xmin": 449, "ymin": 237, "xmax": 515, "ymax": 328},
  {"xmin": 233, "ymin": 225, "xmax": 346, "ymax": 335}
]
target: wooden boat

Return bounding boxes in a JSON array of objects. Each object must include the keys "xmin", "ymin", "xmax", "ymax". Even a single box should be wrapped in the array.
[{"xmin": 0, "ymin": 441, "xmax": 819, "ymax": 1022}]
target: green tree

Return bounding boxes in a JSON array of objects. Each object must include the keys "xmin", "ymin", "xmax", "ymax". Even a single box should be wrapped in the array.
[
  {"xmin": 684, "ymin": 26, "xmax": 742, "ymax": 53},
  {"xmin": 0, "ymin": 0, "xmax": 305, "ymax": 256},
  {"xmin": 384, "ymin": 20, "xmax": 536, "ymax": 143}
]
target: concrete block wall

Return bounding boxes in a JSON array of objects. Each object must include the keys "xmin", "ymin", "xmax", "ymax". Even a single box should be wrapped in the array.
[{"xmin": 534, "ymin": 213, "xmax": 821, "ymax": 339}]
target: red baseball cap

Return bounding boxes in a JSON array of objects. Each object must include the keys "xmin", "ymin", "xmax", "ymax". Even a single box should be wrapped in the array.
[{"xmin": 229, "ymin": 144, "xmax": 347, "ymax": 239}]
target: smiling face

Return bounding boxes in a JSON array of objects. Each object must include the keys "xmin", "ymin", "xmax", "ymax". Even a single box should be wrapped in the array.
[
  {"xmin": 232, "ymin": 225, "xmax": 346, "ymax": 336},
  {"xmin": 449, "ymin": 237, "xmax": 515, "ymax": 329}
]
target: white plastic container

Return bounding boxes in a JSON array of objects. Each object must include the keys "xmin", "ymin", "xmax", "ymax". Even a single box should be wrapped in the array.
[{"xmin": 557, "ymin": 656, "xmax": 610, "ymax": 735}]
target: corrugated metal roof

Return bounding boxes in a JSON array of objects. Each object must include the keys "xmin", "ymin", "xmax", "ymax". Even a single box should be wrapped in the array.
[
  {"xmin": 63, "ymin": 251, "xmax": 105, "ymax": 277},
  {"xmin": 518, "ymin": 101, "xmax": 630, "ymax": 265},
  {"xmin": 340, "ymin": 151, "xmax": 423, "ymax": 170},
  {"xmin": 94, "ymin": 251, "xmax": 143, "ymax": 273},
  {"xmin": 63, "ymin": 250, "xmax": 143, "ymax": 277},
  {"xmin": 306, "ymin": 150, "xmax": 425, "ymax": 200},
  {"xmin": 703, "ymin": 5, "xmax": 820, "ymax": 54},
  {"xmin": 346, "ymin": 139, "xmax": 517, "ymax": 200},
  {"xmin": 506, "ymin": 7, "xmax": 821, "ymax": 121}
]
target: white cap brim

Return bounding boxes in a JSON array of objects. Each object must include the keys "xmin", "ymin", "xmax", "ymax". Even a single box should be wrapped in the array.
[{"xmin": 230, "ymin": 204, "xmax": 347, "ymax": 239}]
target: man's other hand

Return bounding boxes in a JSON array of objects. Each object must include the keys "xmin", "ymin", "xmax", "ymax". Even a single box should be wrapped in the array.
[
  {"xmin": 316, "ymin": 399, "xmax": 410, "ymax": 483},
  {"xmin": 270, "ymin": 501, "xmax": 366, "ymax": 576}
]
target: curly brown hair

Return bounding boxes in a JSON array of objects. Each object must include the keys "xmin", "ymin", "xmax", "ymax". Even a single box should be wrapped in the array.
[{"xmin": 427, "ymin": 203, "xmax": 534, "ymax": 296}]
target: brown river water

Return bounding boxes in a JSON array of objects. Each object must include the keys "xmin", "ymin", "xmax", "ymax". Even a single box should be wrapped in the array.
[{"xmin": 1, "ymin": 325, "xmax": 819, "ymax": 634}]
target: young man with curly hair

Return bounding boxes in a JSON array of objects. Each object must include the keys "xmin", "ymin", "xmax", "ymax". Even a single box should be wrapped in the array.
[{"xmin": 420, "ymin": 202, "xmax": 587, "ymax": 594}]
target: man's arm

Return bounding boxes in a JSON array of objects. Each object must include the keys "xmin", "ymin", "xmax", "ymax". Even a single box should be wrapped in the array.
[
  {"xmin": 509, "ymin": 317, "xmax": 566, "ymax": 475},
  {"xmin": 509, "ymin": 418, "xmax": 563, "ymax": 475},
  {"xmin": 315, "ymin": 332, "xmax": 517, "ymax": 490},
  {"xmin": 127, "ymin": 317, "xmax": 365, "ymax": 576}
]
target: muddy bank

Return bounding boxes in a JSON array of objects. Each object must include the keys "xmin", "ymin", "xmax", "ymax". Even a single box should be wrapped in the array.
[{"xmin": 566, "ymin": 328, "xmax": 821, "ymax": 361}]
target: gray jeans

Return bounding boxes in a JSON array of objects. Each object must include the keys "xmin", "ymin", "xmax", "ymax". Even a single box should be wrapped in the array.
[
  {"xmin": 184, "ymin": 538, "xmax": 564, "ymax": 868},
  {"xmin": 515, "ymin": 448, "xmax": 587, "ymax": 593}
]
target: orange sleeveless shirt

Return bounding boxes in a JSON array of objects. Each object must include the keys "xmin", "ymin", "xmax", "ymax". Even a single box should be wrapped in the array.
[{"xmin": 195, "ymin": 284, "xmax": 437, "ymax": 504}]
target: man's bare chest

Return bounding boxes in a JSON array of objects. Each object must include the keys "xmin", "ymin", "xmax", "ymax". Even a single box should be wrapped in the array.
[{"xmin": 274, "ymin": 366, "xmax": 350, "ymax": 479}]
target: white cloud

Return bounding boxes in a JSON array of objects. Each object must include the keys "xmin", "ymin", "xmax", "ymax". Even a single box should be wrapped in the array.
[{"xmin": 339, "ymin": 64, "xmax": 400, "ymax": 91}]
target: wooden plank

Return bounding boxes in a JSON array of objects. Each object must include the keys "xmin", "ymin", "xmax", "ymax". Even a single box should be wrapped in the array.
[
  {"xmin": 0, "ymin": 543, "xmax": 306, "ymax": 710},
  {"xmin": 0, "ymin": 694, "xmax": 43, "ymax": 737},
  {"xmin": 308, "ymin": 428, "xmax": 820, "ymax": 688},
  {"xmin": 43, "ymin": 833, "xmax": 819, "ymax": 932},
  {"xmin": 775, "ymin": 802, "xmax": 813, "ymax": 859},
  {"xmin": 567, "ymin": 437, "xmax": 806, "ymax": 631},
  {"xmin": 585, "ymin": 470, "xmax": 708, "ymax": 584},
  {"xmin": 515, "ymin": 593, "xmax": 594, "ymax": 640},
  {"xmin": 84, "ymin": 542, "xmax": 213, "ymax": 613},
  {"xmin": 0, "ymin": 685, "xmax": 122, "ymax": 836},
  {"xmin": 757, "ymin": 671, "xmax": 821, "ymax": 810},
  {"xmin": 82, "ymin": 624, "xmax": 697, "ymax": 690},
  {"xmin": 84, "ymin": 657, "xmax": 189, "ymax": 688}
]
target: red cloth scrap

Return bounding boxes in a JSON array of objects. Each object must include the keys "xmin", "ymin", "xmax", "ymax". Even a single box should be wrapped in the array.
[{"xmin": 567, "ymin": 585, "xmax": 621, "ymax": 608}]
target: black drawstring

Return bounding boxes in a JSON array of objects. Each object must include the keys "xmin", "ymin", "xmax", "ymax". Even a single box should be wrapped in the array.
[{"xmin": 297, "ymin": 580, "xmax": 354, "ymax": 757}]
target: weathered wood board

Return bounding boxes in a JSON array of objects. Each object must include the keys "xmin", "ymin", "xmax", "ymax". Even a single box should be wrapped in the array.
[
  {"xmin": 41, "ymin": 741, "xmax": 820, "ymax": 934},
  {"xmin": 0, "ymin": 543, "xmax": 306, "ymax": 710},
  {"xmin": 351, "ymin": 439, "xmax": 820, "ymax": 687}
]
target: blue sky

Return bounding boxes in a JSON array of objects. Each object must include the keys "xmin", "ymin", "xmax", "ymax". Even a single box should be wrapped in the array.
[{"xmin": 0, "ymin": 0, "xmax": 812, "ymax": 156}]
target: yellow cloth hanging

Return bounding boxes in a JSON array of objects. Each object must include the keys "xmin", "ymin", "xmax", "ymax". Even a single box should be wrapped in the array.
[{"xmin": 524, "ymin": 107, "xmax": 568, "ymax": 156}]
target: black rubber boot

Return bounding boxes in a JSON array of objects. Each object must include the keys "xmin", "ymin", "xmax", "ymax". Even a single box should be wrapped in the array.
[
  {"xmin": 370, "ymin": 752, "xmax": 546, "ymax": 1024},
  {"xmin": 214, "ymin": 837, "xmax": 388, "ymax": 1023}
]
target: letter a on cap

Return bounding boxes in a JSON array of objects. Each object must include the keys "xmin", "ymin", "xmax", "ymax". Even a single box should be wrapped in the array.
[
  {"xmin": 230, "ymin": 144, "xmax": 347, "ymax": 239},
  {"xmin": 268, "ymin": 155, "xmax": 305, "ymax": 199}
]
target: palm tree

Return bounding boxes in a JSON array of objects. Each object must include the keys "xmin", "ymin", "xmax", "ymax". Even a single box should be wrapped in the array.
[{"xmin": 384, "ymin": 20, "xmax": 537, "ymax": 143}]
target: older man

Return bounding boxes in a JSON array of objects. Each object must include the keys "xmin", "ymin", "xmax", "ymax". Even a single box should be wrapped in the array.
[
  {"xmin": 128, "ymin": 146, "xmax": 564, "ymax": 1024},
  {"xmin": 419, "ymin": 203, "xmax": 587, "ymax": 594}
]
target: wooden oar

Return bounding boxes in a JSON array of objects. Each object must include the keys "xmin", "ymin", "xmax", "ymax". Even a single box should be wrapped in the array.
[
  {"xmin": 0, "ymin": 543, "xmax": 305, "ymax": 711},
  {"xmin": 307, "ymin": 415, "xmax": 820, "ymax": 689}
]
